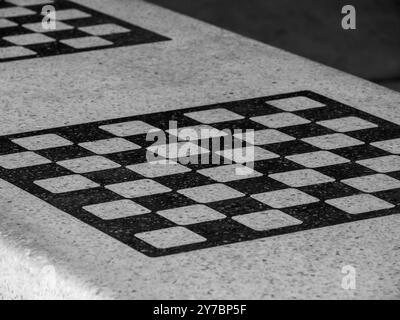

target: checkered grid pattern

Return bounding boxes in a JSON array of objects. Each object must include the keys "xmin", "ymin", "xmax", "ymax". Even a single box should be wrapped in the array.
[
  {"xmin": 0, "ymin": 90, "xmax": 399, "ymax": 257},
  {"xmin": 0, "ymin": 0, "xmax": 169, "ymax": 63}
]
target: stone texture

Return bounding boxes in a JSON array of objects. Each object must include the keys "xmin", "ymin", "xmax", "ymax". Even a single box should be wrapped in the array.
[{"xmin": 0, "ymin": 0, "xmax": 399, "ymax": 300}]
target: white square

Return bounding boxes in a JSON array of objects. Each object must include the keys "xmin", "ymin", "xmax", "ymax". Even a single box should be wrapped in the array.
[
  {"xmin": 0, "ymin": 7, "xmax": 35, "ymax": 18},
  {"xmin": 269, "ymin": 169, "xmax": 334, "ymax": 187},
  {"xmin": 135, "ymin": 227, "xmax": 206, "ymax": 249},
  {"xmin": 6, "ymin": 0, "xmax": 53, "ymax": 6},
  {"xmin": 34, "ymin": 174, "xmax": 99, "ymax": 193},
  {"xmin": 233, "ymin": 210, "xmax": 302, "ymax": 231},
  {"xmin": 147, "ymin": 142, "xmax": 209, "ymax": 159},
  {"xmin": 326, "ymin": 194, "xmax": 394, "ymax": 214},
  {"xmin": 0, "ymin": 151, "xmax": 50, "ymax": 169},
  {"xmin": 157, "ymin": 204, "xmax": 225, "ymax": 225},
  {"xmin": 166, "ymin": 125, "xmax": 228, "ymax": 141},
  {"xmin": 83, "ymin": 200, "xmax": 150, "ymax": 220},
  {"xmin": 184, "ymin": 108, "xmax": 244, "ymax": 124},
  {"xmin": 4, "ymin": 33, "xmax": 54, "ymax": 45},
  {"xmin": 268, "ymin": 96, "xmax": 325, "ymax": 111},
  {"xmin": 100, "ymin": 121, "xmax": 159, "ymax": 137},
  {"xmin": 57, "ymin": 156, "xmax": 120, "ymax": 173},
  {"xmin": 341, "ymin": 174, "xmax": 400, "ymax": 193},
  {"xmin": 371, "ymin": 138, "xmax": 400, "ymax": 154},
  {"xmin": 197, "ymin": 164, "xmax": 262, "ymax": 182},
  {"xmin": 287, "ymin": 151, "xmax": 349, "ymax": 168},
  {"xmin": 60, "ymin": 36, "xmax": 112, "ymax": 49},
  {"xmin": 12, "ymin": 134, "xmax": 72, "ymax": 150},
  {"xmin": 23, "ymin": 21, "xmax": 73, "ymax": 33},
  {"xmin": 48, "ymin": 9, "xmax": 90, "ymax": 20},
  {"xmin": 317, "ymin": 116, "xmax": 377, "ymax": 132},
  {"xmin": 234, "ymin": 129, "xmax": 295, "ymax": 145},
  {"xmin": 79, "ymin": 23, "xmax": 130, "ymax": 36},
  {"xmin": 178, "ymin": 183, "xmax": 244, "ymax": 203},
  {"xmin": 79, "ymin": 138, "xmax": 140, "ymax": 154},
  {"xmin": 0, "ymin": 18, "xmax": 17, "ymax": 28},
  {"xmin": 216, "ymin": 146, "xmax": 279, "ymax": 163},
  {"xmin": 302, "ymin": 133, "xmax": 364, "ymax": 150},
  {"xmin": 251, "ymin": 113, "xmax": 310, "ymax": 128},
  {"xmin": 127, "ymin": 160, "xmax": 191, "ymax": 178},
  {"xmin": 106, "ymin": 179, "xmax": 171, "ymax": 198},
  {"xmin": 0, "ymin": 46, "xmax": 36, "ymax": 59},
  {"xmin": 357, "ymin": 155, "xmax": 400, "ymax": 173},
  {"xmin": 251, "ymin": 188, "xmax": 319, "ymax": 208}
]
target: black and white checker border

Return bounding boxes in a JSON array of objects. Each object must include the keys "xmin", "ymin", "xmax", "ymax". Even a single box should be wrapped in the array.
[
  {"xmin": 0, "ymin": 0, "xmax": 169, "ymax": 63},
  {"xmin": 0, "ymin": 90, "xmax": 399, "ymax": 257}
]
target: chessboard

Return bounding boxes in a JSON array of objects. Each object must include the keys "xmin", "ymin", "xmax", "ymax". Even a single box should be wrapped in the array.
[
  {"xmin": 0, "ymin": 0, "xmax": 169, "ymax": 63},
  {"xmin": 0, "ymin": 90, "xmax": 399, "ymax": 257}
]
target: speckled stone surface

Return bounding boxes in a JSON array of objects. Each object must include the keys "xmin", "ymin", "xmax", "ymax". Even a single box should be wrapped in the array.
[{"xmin": 0, "ymin": 0, "xmax": 400, "ymax": 299}]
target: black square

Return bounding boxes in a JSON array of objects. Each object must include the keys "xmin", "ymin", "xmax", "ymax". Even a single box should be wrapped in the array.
[
  {"xmin": 346, "ymin": 127, "xmax": 400, "ymax": 143},
  {"xmin": 42, "ymin": 28, "xmax": 89, "ymax": 41},
  {"xmin": 293, "ymin": 104, "xmax": 355, "ymax": 122},
  {"xmin": 83, "ymin": 167, "xmax": 143, "ymax": 185},
  {"xmin": 299, "ymin": 182, "xmax": 359, "ymax": 201},
  {"xmin": 228, "ymin": 98, "xmax": 282, "ymax": 118},
  {"xmin": 317, "ymin": 162, "xmax": 375, "ymax": 180},
  {"xmin": 0, "ymin": 138, "xmax": 25, "ymax": 155},
  {"xmin": 332, "ymin": 144, "xmax": 390, "ymax": 162},
  {"xmin": 254, "ymin": 158, "xmax": 304, "ymax": 174},
  {"xmin": 279, "ymin": 122, "xmax": 335, "ymax": 139},
  {"xmin": 262, "ymin": 140, "xmax": 319, "ymax": 156},
  {"xmin": 211, "ymin": 118, "xmax": 267, "ymax": 132},
  {"xmin": 2, "ymin": 162, "xmax": 71, "ymax": 181},
  {"xmin": 154, "ymin": 171, "xmax": 215, "ymax": 190},
  {"xmin": 105, "ymin": 149, "xmax": 149, "ymax": 166},
  {"xmin": 282, "ymin": 202, "xmax": 352, "ymax": 227},
  {"xmin": 207, "ymin": 196, "xmax": 271, "ymax": 217},
  {"xmin": 187, "ymin": 218, "xmax": 258, "ymax": 244},
  {"xmin": 47, "ymin": 187, "xmax": 122, "ymax": 211},
  {"xmin": 373, "ymin": 188, "xmax": 400, "ymax": 206},
  {"xmin": 36, "ymin": 144, "xmax": 94, "ymax": 162},
  {"xmin": 134, "ymin": 192, "xmax": 196, "ymax": 212},
  {"xmin": 226, "ymin": 176, "xmax": 287, "ymax": 194}
]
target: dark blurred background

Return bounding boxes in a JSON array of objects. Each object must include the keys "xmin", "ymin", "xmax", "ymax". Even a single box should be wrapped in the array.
[{"xmin": 148, "ymin": 0, "xmax": 400, "ymax": 92}]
